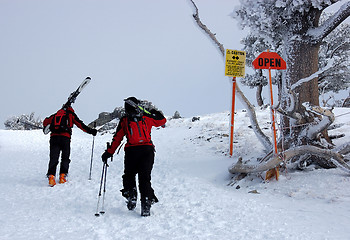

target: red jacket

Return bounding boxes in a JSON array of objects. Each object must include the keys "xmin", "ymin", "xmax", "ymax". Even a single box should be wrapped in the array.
[
  {"xmin": 43, "ymin": 107, "xmax": 92, "ymax": 138},
  {"xmin": 107, "ymin": 111, "xmax": 166, "ymax": 155}
]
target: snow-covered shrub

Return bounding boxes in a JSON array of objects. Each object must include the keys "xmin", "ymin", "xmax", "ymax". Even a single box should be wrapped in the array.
[{"xmin": 4, "ymin": 112, "xmax": 43, "ymax": 130}]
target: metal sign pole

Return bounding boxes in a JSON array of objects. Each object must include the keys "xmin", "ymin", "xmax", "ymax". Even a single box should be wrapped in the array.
[
  {"xmin": 225, "ymin": 49, "xmax": 246, "ymax": 157},
  {"xmin": 229, "ymin": 77, "xmax": 236, "ymax": 157}
]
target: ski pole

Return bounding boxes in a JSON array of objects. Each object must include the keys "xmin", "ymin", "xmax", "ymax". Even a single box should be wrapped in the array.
[
  {"xmin": 100, "ymin": 142, "xmax": 112, "ymax": 214},
  {"xmin": 89, "ymin": 122, "xmax": 97, "ymax": 180},
  {"xmin": 95, "ymin": 142, "xmax": 111, "ymax": 217},
  {"xmin": 95, "ymin": 161, "xmax": 107, "ymax": 217},
  {"xmin": 100, "ymin": 161, "xmax": 108, "ymax": 215}
]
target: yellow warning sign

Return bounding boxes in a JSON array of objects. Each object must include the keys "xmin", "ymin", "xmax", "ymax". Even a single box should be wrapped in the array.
[{"xmin": 225, "ymin": 49, "xmax": 246, "ymax": 77}]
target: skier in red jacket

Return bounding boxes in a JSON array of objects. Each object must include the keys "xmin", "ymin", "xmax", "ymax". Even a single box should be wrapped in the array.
[
  {"xmin": 43, "ymin": 106, "xmax": 97, "ymax": 186},
  {"xmin": 101, "ymin": 97, "xmax": 166, "ymax": 216}
]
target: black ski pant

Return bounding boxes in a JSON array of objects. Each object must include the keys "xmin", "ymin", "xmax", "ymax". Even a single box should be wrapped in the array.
[
  {"xmin": 123, "ymin": 145, "xmax": 155, "ymax": 202},
  {"xmin": 47, "ymin": 136, "xmax": 71, "ymax": 176}
]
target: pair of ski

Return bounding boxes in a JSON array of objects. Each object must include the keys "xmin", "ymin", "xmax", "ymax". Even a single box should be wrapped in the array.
[
  {"xmin": 43, "ymin": 76, "xmax": 91, "ymax": 134},
  {"xmin": 124, "ymin": 99, "xmax": 151, "ymax": 115}
]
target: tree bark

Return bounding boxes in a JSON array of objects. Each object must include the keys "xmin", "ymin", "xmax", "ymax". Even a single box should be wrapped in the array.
[
  {"xmin": 280, "ymin": 9, "xmax": 322, "ymax": 144},
  {"xmin": 256, "ymin": 84, "xmax": 264, "ymax": 107}
]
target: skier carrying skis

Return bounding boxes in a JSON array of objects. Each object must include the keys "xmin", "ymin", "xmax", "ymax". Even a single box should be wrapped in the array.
[
  {"xmin": 43, "ymin": 105, "xmax": 97, "ymax": 187},
  {"xmin": 101, "ymin": 97, "xmax": 166, "ymax": 217}
]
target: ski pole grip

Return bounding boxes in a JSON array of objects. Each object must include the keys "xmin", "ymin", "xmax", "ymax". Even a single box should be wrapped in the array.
[{"xmin": 107, "ymin": 142, "xmax": 113, "ymax": 162}]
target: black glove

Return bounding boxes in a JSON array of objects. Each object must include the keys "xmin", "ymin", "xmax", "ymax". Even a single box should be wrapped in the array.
[
  {"xmin": 149, "ymin": 109, "xmax": 165, "ymax": 120},
  {"xmin": 89, "ymin": 128, "xmax": 97, "ymax": 136},
  {"xmin": 101, "ymin": 151, "xmax": 113, "ymax": 163}
]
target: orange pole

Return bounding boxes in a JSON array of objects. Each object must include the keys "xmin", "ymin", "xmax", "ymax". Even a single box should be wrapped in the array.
[
  {"xmin": 229, "ymin": 77, "xmax": 236, "ymax": 157},
  {"xmin": 268, "ymin": 68, "xmax": 278, "ymax": 155},
  {"xmin": 267, "ymin": 57, "xmax": 279, "ymax": 181}
]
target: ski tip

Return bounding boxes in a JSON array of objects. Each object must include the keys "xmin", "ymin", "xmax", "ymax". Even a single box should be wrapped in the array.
[
  {"xmin": 95, "ymin": 213, "xmax": 100, "ymax": 217},
  {"xmin": 100, "ymin": 211, "xmax": 105, "ymax": 215},
  {"xmin": 86, "ymin": 76, "xmax": 91, "ymax": 80}
]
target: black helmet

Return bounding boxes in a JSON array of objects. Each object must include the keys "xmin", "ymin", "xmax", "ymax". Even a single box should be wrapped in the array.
[{"xmin": 124, "ymin": 97, "xmax": 140, "ymax": 117}]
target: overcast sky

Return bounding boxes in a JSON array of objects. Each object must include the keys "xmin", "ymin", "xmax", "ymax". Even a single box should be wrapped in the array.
[
  {"xmin": 1, "ymin": 1, "xmax": 348, "ymax": 128},
  {"xmin": 1, "ymin": 0, "xmax": 248, "ymax": 128}
]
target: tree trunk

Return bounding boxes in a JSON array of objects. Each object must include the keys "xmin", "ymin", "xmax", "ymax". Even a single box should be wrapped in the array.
[
  {"xmin": 281, "ymin": 29, "xmax": 321, "ymax": 145},
  {"xmin": 287, "ymin": 42, "xmax": 320, "ymax": 106},
  {"xmin": 256, "ymin": 84, "xmax": 264, "ymax": 107}
]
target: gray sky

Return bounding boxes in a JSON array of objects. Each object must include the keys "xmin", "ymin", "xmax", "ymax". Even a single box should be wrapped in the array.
[
  {"xmin": 1, "ymin": 1, "xmax": 347, "ymax": 128},
  {"xmin": 1, "ymin": 0, "xmax": 250, "ymax": 128}
]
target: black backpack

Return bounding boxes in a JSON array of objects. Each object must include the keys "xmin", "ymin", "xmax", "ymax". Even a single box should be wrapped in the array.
[{"xmin": 50, "ymin": 109, "xmax": 71, "ymax": 134}]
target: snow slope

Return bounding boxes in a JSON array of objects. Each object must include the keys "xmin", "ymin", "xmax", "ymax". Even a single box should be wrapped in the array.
[{"xmin": 1, "ymin": 108, "xmax": 350, "ymax": 240}]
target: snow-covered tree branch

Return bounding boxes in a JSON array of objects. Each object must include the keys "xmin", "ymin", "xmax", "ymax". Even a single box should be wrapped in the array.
[
  {"xmin": 308, "ymin": 2, "xmax": 350, "ymax": 43},
  {"xmin": 290, "ymin": 59, "xmax": 334, "ymax": 90},
  {"xmin": 229, "ymin": 145, "xmax": 350, "ymax": 174},
  {"xmin": 189, "ymin": 0, "xmax": 225, "ymax": 56}
]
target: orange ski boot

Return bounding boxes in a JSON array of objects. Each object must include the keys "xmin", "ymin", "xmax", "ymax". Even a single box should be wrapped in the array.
[
  {"xmin": 48, "ymin": 175, "xmax": 56, "ymax": 187},
  {"xmin": 59, "ymin": 173, "xmax": 67, "ymax": 184}
]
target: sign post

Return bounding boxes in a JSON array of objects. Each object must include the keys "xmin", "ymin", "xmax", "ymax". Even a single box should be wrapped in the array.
[
  {"xmin": 252, "ymin": 49, "xmax": 286, "ymax": 180},
  {"xmin": 229, "ymin": 78, "xmax": 236, "ymax": 157},
  {"xmin": 225, "ymin": 49, "xmax": 246, "ymax": 157}
]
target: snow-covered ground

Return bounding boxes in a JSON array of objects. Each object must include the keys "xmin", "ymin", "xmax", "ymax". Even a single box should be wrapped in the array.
[{"xmin": 1, "ymin": 108, "xmax": 350, "ymax": 240}]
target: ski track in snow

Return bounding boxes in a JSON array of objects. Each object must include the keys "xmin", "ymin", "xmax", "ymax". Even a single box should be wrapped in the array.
[{"xmin": 1, "ymin": 108, "xmax": 350, "ymax": 240}]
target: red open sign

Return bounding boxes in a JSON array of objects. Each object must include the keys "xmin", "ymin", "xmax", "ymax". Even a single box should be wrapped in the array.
[{"xmin": 252, "ymin": 51, "xmax": 286, "ymax": 70}]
